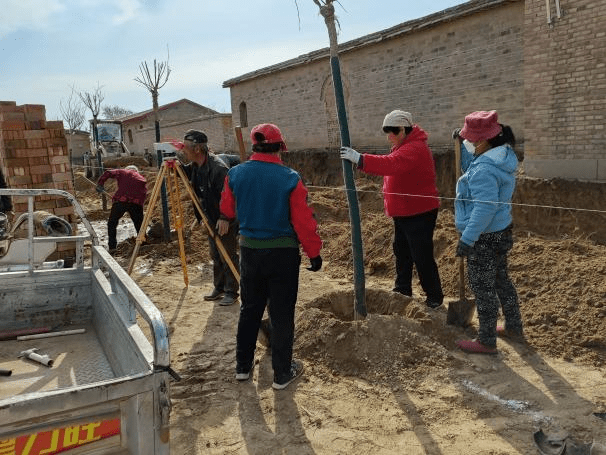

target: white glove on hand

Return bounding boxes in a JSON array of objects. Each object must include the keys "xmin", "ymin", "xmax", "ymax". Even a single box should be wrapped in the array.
[{"xmin": 340, "ymin": 147, "xmax": 361, "ymax": 164}]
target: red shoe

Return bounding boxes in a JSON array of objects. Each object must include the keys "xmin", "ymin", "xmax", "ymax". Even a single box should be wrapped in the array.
[{"xmin": 456, "ymin": 339, "xmax": 498, "ymax": 355}]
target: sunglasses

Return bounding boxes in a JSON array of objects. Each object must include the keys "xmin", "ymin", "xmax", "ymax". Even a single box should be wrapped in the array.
[{"xmin": 382, "ymin": 126, "xmax": 401, "ymax": 135}]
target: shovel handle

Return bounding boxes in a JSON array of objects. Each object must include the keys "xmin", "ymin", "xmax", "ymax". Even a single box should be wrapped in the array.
[{"xmin": 455, "ymin": 137, "xmax": 465, "ymax": 300}]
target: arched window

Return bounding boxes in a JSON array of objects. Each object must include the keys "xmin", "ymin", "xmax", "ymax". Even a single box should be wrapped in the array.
[{"xmin": 239, "ymin": 101, "xmax": 248, "ymax": 127}]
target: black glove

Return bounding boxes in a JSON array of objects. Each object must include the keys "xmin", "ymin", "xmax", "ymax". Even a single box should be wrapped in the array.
[
  {"xmin": 452, "ymin": 128, "xmax": 462, "ymax": 140},
  {"xmin": 307, "ymin": 255, "xmax": 322, "ymax": 272},
  {"xmin": 455, "ymin": 240, "xmax": 474, "ymax": 257}
]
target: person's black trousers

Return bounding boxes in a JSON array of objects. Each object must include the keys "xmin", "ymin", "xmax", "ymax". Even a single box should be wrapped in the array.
[
  {"xmin": 392, "ymin": 209, "xmax": 443, "ymax": 303},
  {"xmin": 208, "ymin": 221, "xmax": 239, "ymax": 297},
  {"xmin": 107, "ymin": 201, "xmax": 144, "ymax": 250},
  {"xmin": 236, "ymin": 246, "xmax": 300, "ymax": 381}
]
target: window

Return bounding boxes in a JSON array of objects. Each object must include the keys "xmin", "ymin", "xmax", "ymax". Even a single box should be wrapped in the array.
[
  {"xmin": 128, "ymin": 129, "xmax": 133, "ymax": 144},
  {"xmin": 239, "ymin": 102, "xmax": 248, "ymax": 127}
]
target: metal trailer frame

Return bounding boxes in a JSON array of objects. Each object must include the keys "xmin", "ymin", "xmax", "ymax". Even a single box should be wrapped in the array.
[{"xmin": 0, "ymin": 189, "xmax": 171, "ymax": 455}]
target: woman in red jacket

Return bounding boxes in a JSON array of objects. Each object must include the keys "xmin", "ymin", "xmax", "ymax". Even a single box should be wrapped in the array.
[{"xmin": 340, "ymin": 110, "xmax": 444, "ymax": 308}]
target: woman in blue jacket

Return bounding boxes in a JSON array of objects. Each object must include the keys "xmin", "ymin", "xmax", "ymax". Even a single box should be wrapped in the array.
[{"xmin": 453, "ymin": 111, "xmax": 524, "ymax": 355}]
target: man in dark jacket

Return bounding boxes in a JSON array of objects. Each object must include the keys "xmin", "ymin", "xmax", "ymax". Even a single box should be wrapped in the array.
[{"xmin": 181, "ymin": 130, "xmax": 239, "ymax": 306}]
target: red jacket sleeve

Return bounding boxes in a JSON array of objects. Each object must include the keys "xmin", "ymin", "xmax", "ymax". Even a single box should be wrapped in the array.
[
  {"xmin": 289, "ymin": 180, "xmax": 322, "ymax": 259},
  {"xmin": 219, "ymin": 175, "xmax": 236, "ymax": 220}
]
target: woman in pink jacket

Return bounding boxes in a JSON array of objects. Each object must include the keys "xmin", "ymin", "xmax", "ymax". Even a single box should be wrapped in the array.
[{"xmin": 340, "ymin": 110, "xmax": 444, "ymax": 308}]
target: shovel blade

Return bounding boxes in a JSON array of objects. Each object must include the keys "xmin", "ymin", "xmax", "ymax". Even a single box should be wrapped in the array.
[{"xmin": 446, "ymin": 299, "xmax": 475, "ymax": 327}]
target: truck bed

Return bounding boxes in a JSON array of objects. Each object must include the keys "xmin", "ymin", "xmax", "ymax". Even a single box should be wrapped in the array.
[{"xmin": 0, "ymin": 324, "xmax": 115, "ymax": 400}]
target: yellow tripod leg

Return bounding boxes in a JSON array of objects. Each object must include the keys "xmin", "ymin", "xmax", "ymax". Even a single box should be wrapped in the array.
[
  {"xmin": 127, "ymin": 163, "xmax": 167, "ymax": 275},
  {"xmin": 166, "ymin": 162, "xmax": 188, "ymax": 286}
]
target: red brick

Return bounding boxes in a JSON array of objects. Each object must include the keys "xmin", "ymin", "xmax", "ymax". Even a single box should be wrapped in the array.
[
  {"xmin": 28, "ymin": 156, "xmax": 49, "ymax": 166},
  {"xmin": 0, "ymin": 120, "xmax": 26, "ymax": 130},
  {"xmin": 11, "ymin": 175, "xmax": 32, "ymax": 185},
  {"xmin": 26, "ymin": 139, "xmax": 44, "ymax": 148},
  {"xmin": 23, "ymin": 130, "xmax": 50, "ymax": 140},
  {"xmin": 25, "ymin": 148, "xmax": 48, "ymax": 157},
  {"xmin": 30, "ymin": 164, "xmax": 52, "ymax": 175},
  {"xmin": 45, "ymin": 121, "xmax": 64, "ymax": 130},
  {"xmin": 50, "ymin": 155, "xmax": 69, "ymax": 165},
  {"xmin": 53, "ymin": 172, "xmax": 72, "ymax": 183},
  {"xmin": 0, "ymin": 111, "xmax": 25, "ymax": 122},
  {"xmin": 25, "ymin": 120, "xmax": 46, "ymax": 130},
  {"xmin": 23, "ymin": 104, "xmax": 46, "ymax": 121},
  {"xmin": 0, "ymin": 101, "xmax": 17, "ymax": 112},
  {"xmin": 45, "ymin": 137, "xmax": 68, "ymax": 147}
]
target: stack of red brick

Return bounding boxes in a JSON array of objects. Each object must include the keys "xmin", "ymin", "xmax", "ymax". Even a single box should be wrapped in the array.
[{"xmin": 0, "ymin": 100, "xmax": 76, "ymax": 261}]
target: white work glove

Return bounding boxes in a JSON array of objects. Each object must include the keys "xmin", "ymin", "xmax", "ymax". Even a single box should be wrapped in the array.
[{"xmin": 340, "ymin": 147, "xmax": 361, "ymax": 164}]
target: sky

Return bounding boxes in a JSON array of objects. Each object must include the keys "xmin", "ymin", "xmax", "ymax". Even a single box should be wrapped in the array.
[{"xmin": 1, "ymin": 0, "xmax": 464, "ymax": 123}]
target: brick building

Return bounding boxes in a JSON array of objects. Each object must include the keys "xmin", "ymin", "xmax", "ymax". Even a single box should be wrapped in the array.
[
  {"xmin": 118, "ymin": 98, "xmax": 234, "ymax": 156},
  {"xmin": 224, "ymin": 0, "xmax": 605, "ymax": 181}
]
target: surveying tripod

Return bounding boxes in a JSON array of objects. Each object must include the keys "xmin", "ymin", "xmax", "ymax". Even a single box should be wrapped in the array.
[{"xmin": 126, "ymin": 158, "xmax": 240, "ymax": 287}]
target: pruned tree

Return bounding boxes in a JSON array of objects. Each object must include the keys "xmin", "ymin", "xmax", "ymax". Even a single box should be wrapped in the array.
[
  {"xmin": 134, "ymin": 51, "xmax": 171, "ymax": 241},
  {"xmin": 134, "ymin": 52, "xmax": 171, "ymax": 143},
  {"xmin": 102, "ymin": 105, "xmax": 134, "ymax": 120},
  {"xmin": 312, "ymin": 0, "xmax": 366, "ymax": 317}
]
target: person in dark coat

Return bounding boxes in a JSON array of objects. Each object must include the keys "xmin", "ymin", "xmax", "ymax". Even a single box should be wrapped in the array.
[{"xmin": 181, "ymin": 130, "xmax": 240, "ymax": 306}]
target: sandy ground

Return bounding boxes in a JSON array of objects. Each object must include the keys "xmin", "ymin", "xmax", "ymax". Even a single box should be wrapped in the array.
[{"xmin": 74, "ymin": 167, "xmax": 606, "ymax": 455}]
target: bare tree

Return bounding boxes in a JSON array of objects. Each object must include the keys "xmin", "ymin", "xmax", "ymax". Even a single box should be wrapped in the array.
[
  {"xmin": 134, "ymin": 51, "xmax": 171, "ymax": 240},
  {"xmin": 59, "ymin": 88, "xmax": 86, "ymax": 133},
  {"xmin": 102, "ymin": 105, "xmax": 134, "ymax": 120},
  {"xmin": 75, "ymin": 83, "xmax": 105, "ymax": 178},
  {"xmin": 134, "ymin": 53, "xmax": 171, "ymax": 143},
  {"xmin": 76, "ymin": 83, "xmax": 105, "ymax": 149}
]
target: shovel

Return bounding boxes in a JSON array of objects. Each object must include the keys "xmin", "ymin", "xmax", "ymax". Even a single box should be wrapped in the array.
[{"xmin": 447, "ymin": 137, "xmax": 475, "ymax": 327}]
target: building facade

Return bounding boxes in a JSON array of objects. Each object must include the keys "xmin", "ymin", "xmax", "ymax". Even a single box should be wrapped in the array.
[
  {"xmin": 119, "ymin": 99, "xmax": 234, "ymax": 157},
  {"xmin": 224, "ymin": 0, "xmax": 605, "ymax": 181}
]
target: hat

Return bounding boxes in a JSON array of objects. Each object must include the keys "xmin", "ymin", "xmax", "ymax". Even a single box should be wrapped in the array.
[
  {"xmin": 382, "ymin": 110, "xmax": 413, "ymax": 129},
  {"xmin": 183, "ymin": 130, "xmax": 208, "ymax": 144},
  {"xmin": 125, "ymin": 165, "xmax": 139, "ymax": 172},
  {"xmin": 250, "ymin": 123, "xmax": 287, "ymax": 151},
  {"xmin": 460, "ymin": 111, "xmax": 502, "ymax": 143}
]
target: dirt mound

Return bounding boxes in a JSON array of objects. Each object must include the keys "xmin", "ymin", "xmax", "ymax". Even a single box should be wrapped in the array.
[{"xmin": 296, "ymin": 289, "xmax": 465, "ymax": 388}]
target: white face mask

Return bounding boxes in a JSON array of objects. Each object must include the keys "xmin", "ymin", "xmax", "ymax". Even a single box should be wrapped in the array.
[{"xmin": 463, "ymin": 139, "xmax": 476, "ymax": 154}]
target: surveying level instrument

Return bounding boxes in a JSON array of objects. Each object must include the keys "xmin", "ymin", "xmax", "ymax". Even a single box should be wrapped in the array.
[{"xmin": 127, "ymin": 157, "xmax": 240, "ymax": 286}]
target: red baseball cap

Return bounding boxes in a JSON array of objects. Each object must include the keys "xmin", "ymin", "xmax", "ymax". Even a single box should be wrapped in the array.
[
  {"xmin": 250, "ymin": 123, "xmax": 287, "ymax": 151},
  {"xmin": 460, "ymin": 111, "xmax": 502, "ymax": 143}
]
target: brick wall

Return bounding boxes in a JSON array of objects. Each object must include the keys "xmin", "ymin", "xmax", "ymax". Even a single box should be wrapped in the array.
[
  {"xmin": 227, "ymin": 1, "xmax": 524, "ymax": 155},
  {"xmin": 523, "ymin": 0, "xmax": 606, "ymax": 180},
  {"xmin": 0, "ymin": 101, "xmax": 76, "ymax": 261}
]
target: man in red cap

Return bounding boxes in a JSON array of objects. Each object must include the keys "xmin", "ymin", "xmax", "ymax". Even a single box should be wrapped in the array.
[{"xmin": 219, "ymin": 123, "xmax": 322, "ymax": 390}]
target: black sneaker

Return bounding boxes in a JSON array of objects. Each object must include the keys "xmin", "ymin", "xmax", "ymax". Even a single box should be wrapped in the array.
[
  {"xmin": 426, "ymin": 299, "xmax": 443, "ymax": 309},
  {"xmin": 272, "ymin": 360, "xmax": 303, "ymax": 390},
  {"xmin": 204, "ymin": 288, "xmax": 224, "ymax": 301},
  {"xmin": 235, "ymin": 363, "xmax": 254, "ymax": 381},
  {"xmin": 219, "ymin": 294, "xmax": 237, "ymax": 306}
]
